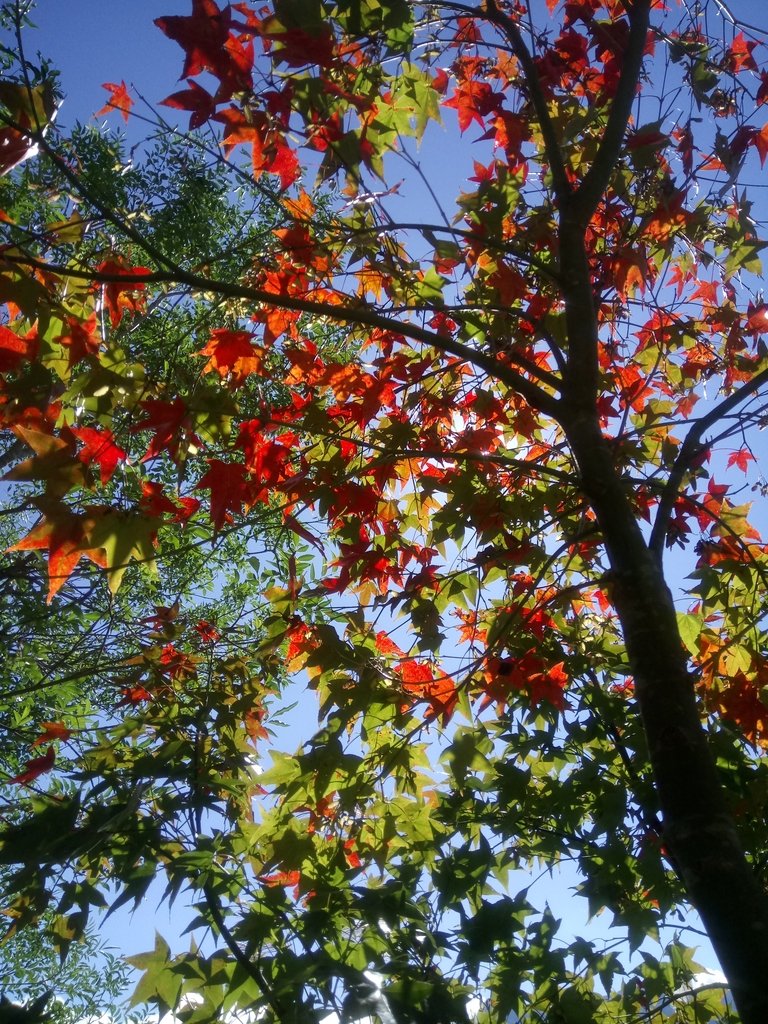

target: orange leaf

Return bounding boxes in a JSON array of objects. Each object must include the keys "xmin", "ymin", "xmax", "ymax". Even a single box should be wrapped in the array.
[
  {"xmin": 375, "ymin": 631, "xmax": 405, "ymax": 657},
  {"xmin": 198, "ymin": 328, "xmax": 268, "ymax": 386},
  {"xmin": 397, "ymin": 661, "xmax": 457, "ymax": 724},
  {"xmin": 95, "ymin": 259, "xmax": 151, "ymax": 326},
  {"xmin": 8, "ymin": 501, "xmax": 108, "ymax": 602},
  {"xmin": 96, "ymin": 81, "xmax": 134, "ymax": 123},
  {"xmin": 258, "ymin": 870, "xmax": 301, "ymax": 888},
  {"xmin": 31, "ymin": 722, "xmax": 72, "ymax": 746}
]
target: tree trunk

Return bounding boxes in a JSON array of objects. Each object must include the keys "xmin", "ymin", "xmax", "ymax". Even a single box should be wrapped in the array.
[{"xmin": 563, "ymin": 404, "xmax": 768, "ymax": 1023}]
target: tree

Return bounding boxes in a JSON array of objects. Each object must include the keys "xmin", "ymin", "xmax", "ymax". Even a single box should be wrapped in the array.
[
  {"xmin": 0, "ymin": 907, "xmax": 140, "ymax": 1024},
  {"xmin": 2, "ymin": 0, "xmax": 768, "ymax": 1021}
]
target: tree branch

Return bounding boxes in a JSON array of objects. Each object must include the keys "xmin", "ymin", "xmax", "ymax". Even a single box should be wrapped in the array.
[
  {"xmin": 1, "ymin": 251, "xmax": 563, "ymax": 417},
  {"xmin": 649, "ymin": 366, "xmax": 768, "ymax": 558},
  {"xmin": 571, "ymin": 0, "xmax": 652, "ymax": 222},
  {"xmin": 480, "ymin": 0, "xmax": 572, "ymax": 202}
]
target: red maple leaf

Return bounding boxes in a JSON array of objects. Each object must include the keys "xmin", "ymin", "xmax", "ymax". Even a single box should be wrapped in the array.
[
  {"xmin": 31, "ymin": 722, "xmax": 72, "ymax": 747},
  {"xmin": 285, "ymin": 620, "xmax": 320, "ymax": 664},
  {"xmin": 0, "ymin": 324, "xmax": 38, "ymax": 372},
  {"xmin": 116, "ymin": 685, "xmax": 152, "ymax": 706},
  {"xmin": 160, "ymin": 79, "xmax": 217, "ymax": 129},
  {"xmin": 397, "ymin": 661, "xmax": 458, "ymax": 724},
  {"xmin": 195, "ymin": 619, "xmax": 220, "ymax": 643},
  {"xmin": 156, "ymin": 0, "xmax": 252, "ymax": 98},
  {"xmin": 482, "ymin": 653, "xmax": 568, "ymax": 711},
  {"xmin": 727, "ymin": 449, "xmax": 755, "ymax": 474},
  {"xmin": 139, "ymin": 481, "xmax": 200, "ymax": 522},
  {"xmin": 343, "ymin": 838, "xmax": 362, "ymax": 869},
  {"xmin": 8, "ymin": 502, "xmax": 108, "ymax": 602},
  {"xmin": 131, "ymin": 397, "xmax": 199, "ymax": 462},
  {"xmin": 196, "ymin": 458, "xmax": 252, "ymax": 530},
  {"xmin": 725, "ymin": 32, "xmax": 758, "ymax": 74},
  {"xmin": 72, "ymin": 426, "xmax": 127, "ymax": 485},
  {"xmin": 159, "ymin": 643, "xmax": 197, "ymax": 680},
  {"xmin": 155, "ymin": 0, "xmax": 231, "ymax": 78},
  {"xmin": 57, "ymin": 314, "xmax": 101, "ymax": 368},
  {"xmin": 258, "ymin": 870, "xmax": 301, "ymax": 890},
  {"xmin": 96, "ymin": 81, "xmax": 133, "ymax": 123},
  {"xmin": 444, "ymin": 80, "xmax": 504, "ymax": 132},
  {"xmin": 717, "ymin": 676, "xmax": 768, "ymax": 748},
  {"xmin": 199, "ymin": 328, "xmax": 267, "ymax": 386},
  {"xmin": 375, "ymin": 631, "xmax": 405, "ymax": 657},
  {"xmin": 95, "ymin": 260, "xmax": 151, "ymax": 326},
  {"xmin": 10, "ymin": 745, "xmax": 55, "ymax": 785}
]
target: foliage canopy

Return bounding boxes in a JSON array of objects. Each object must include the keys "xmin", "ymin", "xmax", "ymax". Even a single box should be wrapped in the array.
[{"xmin": 2, "ymin": 0, "xmax": 768, "ymax": 1021}]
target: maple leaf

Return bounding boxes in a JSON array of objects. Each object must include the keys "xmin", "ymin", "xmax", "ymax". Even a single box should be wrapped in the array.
[
  {"xmin": 727, "ymin": 449, "xmax": 755, "ymax": 473},
  {"xmin": 397, "ymin": 661, "xmax": 458, "ymax": 724},
  {"xmin": 284, "ymin": 620, "xmax": 319, "ymax": 667},
  {"xmin": 31, "ymin": 721, "xmax": 72, "ymax": 746},
  {"xmin": 196, "ymin": 458, "xmax": 252, "ymax": 530},
  {"xmin": 283, "ymin": 513, "xmax": 324, "ymax": 553},
  {"xmin": 71, "ymin": 425, "xmax": 127, "ymax": 485},
  {"xmin": 244, "ymin": 705, "xmax": 268, "ymax": 742},
  {"xmin": 195, "ymin": 619, "xmax": 220, "ymax": 643},
  {"xmin": 131, "ymin": 397, "xmax": 200, "ymax": 462},
  {"xmin": 155, "ymin": 0, "xmax": 232, "ymax": 80},
  {"xmin": 716, "ymin": 676, "xmax": 768, "ymax": 748},
  {"xmin": 343, "ymin": 838, "xmax": 362, "ymax": 869},
  {"xmin": 116, "ymin": 685, "xmax": 153, "ymax": 706},
  {"xmin": 8, "ymin": 501, "xmax": 108, "ymax": 601},
  {"xmin": 3, "ymin": 425, "xmax": 87, "ymax": 496},
  {"xmin": 444, "ymin": 80, "xmax": 504, "ymax": 132},
  {"xmin": 198, "ymin": 328, "xmax": 268, "ymax": 386},
  {"xmin": 0, "ymin": 324, "xmax": 38, "ymax": 372},
  {"xmin": 86, "ymin": 506, "xmax": 161, "ymax": 592},
  {"xmin": 95, "ymin": 259, "xmax": 151, "ymax": 326},
  {"xmin": 10, "ymin": 745, "xmax": 55, "ymax": 785},
  {"xmin": 156, "ymin": 0, "xmax": 253, "ymax": 102},
  {"xmin": 96, "ymin": 81, "xmax": 133, "ymax": 123},
  {"xmin": 139, "ymin": 480, "xmax": 182, "ymax": 517},
  {"xmin": 139, "ymin": 481, "xmax": 200, "ymax": 522},
  {"xmin": 160, "ymin": 79, "xmax": 217, "ymax": 129},
  {"xmin": 258, "ymin": 870, "xmax": 301, "ymax": 889},
  {"xmin": 481, "ymin": 653, "xmax": 568, "ymax": 712},
  {"xmin": 158, "ymin": 642, "xmax": 198, "ymax": 680},
  {"xmin": 725, "ymin": 32, "xmax": 758, "ymax": 74},
  {"xmin": 375, "ymin": 631, "xmax": 405, "ymax": 657},
  {"xmin": 57, "ymin": 314, "xmax": 101, "ymax": 368}
]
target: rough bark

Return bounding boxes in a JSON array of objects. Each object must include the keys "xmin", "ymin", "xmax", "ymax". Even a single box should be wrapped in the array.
[{"xmin": 557, "ymin": 215, "xmax": 768, "ymax": 1021}]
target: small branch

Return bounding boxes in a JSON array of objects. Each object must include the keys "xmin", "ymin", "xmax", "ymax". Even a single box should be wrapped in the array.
[
  {"xmin": 1, "ymin": 251, "xmax": 563, "ymax": 417},
  {"xmin": 481, "ymin": 0, "xmax": 572, "ymax": 201},
  {"xmin": 571, "ymin": 0, "xmax": 653, "ymax": 223},
  {"xmin": 203, "ymin": 883, "xmax": 286, "ymax": 1019},
  {"xmin": 649, "ymin": 366, "xmax": 768, "ymax": 557}
]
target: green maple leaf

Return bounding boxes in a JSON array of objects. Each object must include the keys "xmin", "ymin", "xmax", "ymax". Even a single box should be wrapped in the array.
[
  {"xmin": 127, "ymin": 932, "xmax": 179, "ymax": 1011},
  {"xmin": 86, "ymin": 507, "xmax": 161, "ymax": 592}
]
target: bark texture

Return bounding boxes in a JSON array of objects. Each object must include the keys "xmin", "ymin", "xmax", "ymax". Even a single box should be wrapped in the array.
[{"xmin": 558, "ymin": 221, "xmax": 768, "ymax": 1022}]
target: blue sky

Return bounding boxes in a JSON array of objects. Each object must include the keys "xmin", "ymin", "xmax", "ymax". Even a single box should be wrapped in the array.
[{"xmin": 29, "ymin": 2, "xmax": 187, "ymax": 132}]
